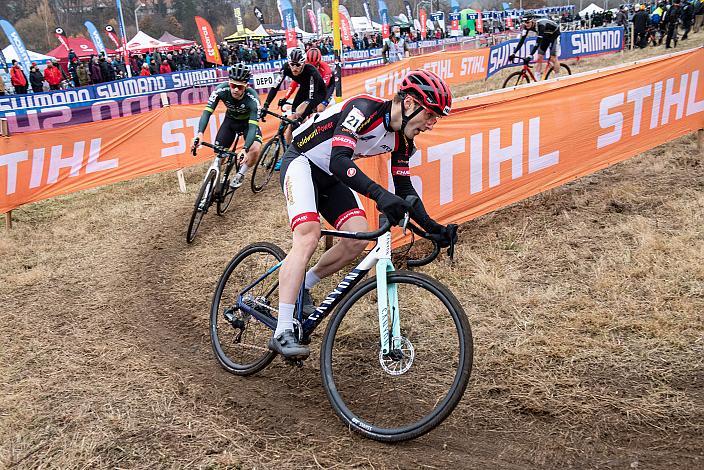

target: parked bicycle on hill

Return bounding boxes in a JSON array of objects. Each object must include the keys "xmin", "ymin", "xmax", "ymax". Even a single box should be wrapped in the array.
[
  {"xmin": 210, "ymin": 211, "xmax": 472, "ymax": 442},
  {"xmin": 502, "ymin": 55, "xmax": 572, "ymax": 88}
]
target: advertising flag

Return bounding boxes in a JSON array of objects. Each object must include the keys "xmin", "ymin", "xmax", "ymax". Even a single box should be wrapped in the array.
[
  {"xmin": 476, "ymin": 12, "xmax": 484, "ymax": 33},
  {"xmin": 363, "ymin": 2, "xmax": 373, "ymax": 27},
  {"xmin": 253, "ymin": 7, "xmax": 266, "ymax": 26},
  {"xmin": 234, "ymin": 7, "xmax": 245, "ymax": 33},
  {"xmin": 450, "ymin": 0, "xmax": 460, "ymax": 36},
  {"xmin": 377, "ymin": 0, "xmax": 390, "ymax": 39},
  {"xmin": 307, "ymin": 9, "xmax": 318, "ymax": 34},
  {"xmin": 419, "ymin": 8, "xmax": 428, "ymax": 39},
  {"xmin": 339, "ymin": 5, "xmax": 354, "ymax": 47},
  {"xmin": 104, "ymin": 25, "xmax": 120, "ymax": 47},
  {"xmin": 54, "ymin": 27, "xmax": 70, "ymax": 51},
  {"xmin": 404, "ymin": 1, "xmax": 414, "ymax": 23},
  {"xmin": 84, "ymin": 21, "xmax": 106, "ymax": 55},
  {"xmin": 277, "ymin": 0, "xmax": 298, "ymax": 49},
  {"xmin": 0, "ymin": 17, "xmax": 31, "ymax": 72},
  {"xmin": 194, "ymin": 16, "xmax": 222, "ymax": 65}
]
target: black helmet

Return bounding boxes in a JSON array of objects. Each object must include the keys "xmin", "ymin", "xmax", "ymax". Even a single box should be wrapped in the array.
[
  {"xmin": 229, "ymin": 63, "xmax": 251, "ymax": 82},
  {"xmin": 287, "ymin": 47, "xmax": 306, "ymax": 65}
]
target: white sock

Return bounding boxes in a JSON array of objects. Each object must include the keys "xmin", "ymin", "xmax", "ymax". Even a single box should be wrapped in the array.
[
  {"xmin": 304, "ymin": 269, "xmax": 321, "ymax": 290},
  {"xmin": 275, "ymin": 303, "xmax": 295, "ymax": 337},
  {"xmin": 237, "ymin": 162, "xmax": 250, "ymax": 176}
]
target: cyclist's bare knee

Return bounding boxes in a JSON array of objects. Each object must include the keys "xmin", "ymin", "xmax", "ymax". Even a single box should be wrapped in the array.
[
  {"xmin": 337, "ymin": 216, "xmax": 369, "ymax": 256},
  {"xmin": 292, "ymin": 221, "xmax": 322, "ymax": 257},
  {"xmin": 246, "ymin": 141, "xmax": 261, "ymax": 166}
]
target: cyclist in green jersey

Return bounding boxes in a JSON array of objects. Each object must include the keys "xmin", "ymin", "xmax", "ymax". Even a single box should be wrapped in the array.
[{"xmin": 193, "ymin": 64, "xmax": 263, "ymax": 188}]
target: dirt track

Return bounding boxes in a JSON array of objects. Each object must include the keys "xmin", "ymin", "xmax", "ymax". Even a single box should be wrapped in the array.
[{"xmin": 2, "ymin": 47, "xmax": 704, "ymax": 468}]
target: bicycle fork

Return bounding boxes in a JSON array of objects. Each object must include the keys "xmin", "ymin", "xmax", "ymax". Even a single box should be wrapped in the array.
[{"xmin": 375, "ymin": 231, "xmax": 401, "ymax": 355}]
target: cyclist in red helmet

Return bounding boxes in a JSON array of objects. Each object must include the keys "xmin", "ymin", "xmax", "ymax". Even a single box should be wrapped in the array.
[
  {"xmin": 281, "ymin": 47, "xmax": 336, "ymax": 112},
  {"xmin": 268, "ymin": 70, "xmax": 457, "ymax": 359}
]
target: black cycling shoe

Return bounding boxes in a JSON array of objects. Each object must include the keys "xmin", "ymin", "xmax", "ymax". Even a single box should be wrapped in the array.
[
  {"xmin": 301, "ymin": 289, "xmax": 317, "ymax": 318},
  {"xmin": 268, "ymin": 330, "xmax": 310, "ymax": 359}
]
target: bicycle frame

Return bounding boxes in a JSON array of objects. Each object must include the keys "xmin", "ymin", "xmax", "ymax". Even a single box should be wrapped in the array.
[
  {"xmin": 235, "ymin": 228, "xmax": 400, "ymax": 351},
  {"xmin": 196, "ymin": 135, "xmax": 240, "ymax": 204}
]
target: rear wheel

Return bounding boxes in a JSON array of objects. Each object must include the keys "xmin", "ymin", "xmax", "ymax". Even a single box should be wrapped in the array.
[
  {"xmin": 502, "ymin": 71, "xmax": 530, "ymax": 88},
  {"xmin": 210, "ymin": 242, "xmax": 285, "ymax": 376},
  {"xmin": 186, "ymin": 169, "xmax": 217, "ymax": 244},
  {"xmin": 251, "ymin": 137, "xmax": 281, "ymax": 193},
  {"xmin": 545, "ymin": 63, "xmax": 572, "ymax": 79},
  {"xmin": 320, "ymin": 271, "xmax": 473, "ymax": 442}
]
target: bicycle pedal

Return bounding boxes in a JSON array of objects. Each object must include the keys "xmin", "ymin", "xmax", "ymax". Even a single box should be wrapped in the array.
[{"xmin": 283, "ymin": 358, "xmax": 304, "ymax": 368}]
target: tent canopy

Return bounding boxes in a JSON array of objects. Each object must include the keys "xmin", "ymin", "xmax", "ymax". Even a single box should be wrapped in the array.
[
  {"xmin": 224, "ymin": 26, "xmax": 270, "ymax": 42},
  {"xmin": 158, "ymin": 32, "xmax": 196, "ymax": 48},
  {"xmin": 120, "ymin": 31, "xmax": 171, "ymax": 52},
  {"xmin": 351, "ymin": 16, "xmax": 382, "ymax": 33},
  {"xmin": 3, "ymin": 45, "xmax": 56, "ymax": 66},
  {"xmin": 579, "ymin": 3, "xmax": 604, "ymax": 16},
  {"xmin": 46, "ymin": 37, "xmax": 116, "ymax": 59}
]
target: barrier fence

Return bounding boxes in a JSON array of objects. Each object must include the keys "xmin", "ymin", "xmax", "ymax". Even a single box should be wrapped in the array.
[
  {"xmin": 2, "ymin": 47, "xmax": 702, "ymax": 229},
  {"xmin": 1, "ymin": 27, "xmax": 625, "ymax": 135}
]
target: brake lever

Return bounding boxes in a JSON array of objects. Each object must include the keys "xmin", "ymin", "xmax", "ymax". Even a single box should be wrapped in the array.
[{"xmin": 401, "ymin": 212, "xmax": 410, "ymax": 235}]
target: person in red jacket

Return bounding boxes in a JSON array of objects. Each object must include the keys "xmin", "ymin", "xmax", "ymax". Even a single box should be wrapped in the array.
[
  {"xmin": 159, "ymin": 59, "xmax": 172, "ymax": 74},
  {"xmin": 140, "ymin": 63, "xmax": 151, "ymax": 76},
  {"xmin": 10, "ymin": 60, "xmax": 28, "ymax": 94},
  {"xmin": 43, "ymin": 62, "xmax": 63, "ymax": 90}
]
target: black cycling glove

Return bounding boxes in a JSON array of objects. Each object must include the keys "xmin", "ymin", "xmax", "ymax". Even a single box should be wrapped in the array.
[
  {"xmin": 426, "ymin": 223, "xmax": 458, "ymax": 248},
  {"xmin": 369, "ymin": 185, "xmax": 412, "ymax": 226}
]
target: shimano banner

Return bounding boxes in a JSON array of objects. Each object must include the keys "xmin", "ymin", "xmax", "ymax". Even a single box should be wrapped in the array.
[{"xmin": 560, "ymin": 27, "xmax": 624, "ymax": 59}]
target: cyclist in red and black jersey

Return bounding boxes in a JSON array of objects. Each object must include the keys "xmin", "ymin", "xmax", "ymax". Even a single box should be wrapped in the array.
[
  {"xmin": 304, "ymin": 47, "xmax": 336, "ymax": 109},
  {"xmin": 268, "ymin": 70, "xmax": 457, "ymax": 359}
]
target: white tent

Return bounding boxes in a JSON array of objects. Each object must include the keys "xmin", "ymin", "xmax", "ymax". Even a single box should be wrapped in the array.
[
  {"xmin": 2, "ymin": 45, "xmax": 56, "ymax": 66},
  {"xmin": 351, "ymin": 16, "xmax": 382, "ymax": 33},
  {"xmin": 120, "ymin": 31, "xmax": 172, "ymax": 52},
  {"xmin": 579, "ymin": 3, "xmax": 604, "ymax": 17}
]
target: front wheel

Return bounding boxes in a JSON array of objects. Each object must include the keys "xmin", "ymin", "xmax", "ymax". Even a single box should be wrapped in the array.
[
  {"xmin": 251, "ymin": 137, "xmax": 281, "ymax": 194},
  {"xmin": 320, "ymin": 271, "xmax": 473, "ymax": 442},
  {"xmin": 186, "ymin": 169, "xmax": 217, "ymax": 244},
  {"xmin": 217, "ymin": 159, "xmax": 237, "ymax": 216},
  {"xmin": 545, "ymin": 63, "xmax": 572, "ymax": 79},
  {"xmin": 210, "ymin": 242, "xmax": 284, "ymax": 376},
  {"xmin": 502, "ymin": 70, "xmax": 531, "ymax": 88}
]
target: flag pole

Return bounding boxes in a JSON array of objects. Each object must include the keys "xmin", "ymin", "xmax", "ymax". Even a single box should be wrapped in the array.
[{"xmin": 332, "ymin": 0, "xmax": 342, "ymax": 102}]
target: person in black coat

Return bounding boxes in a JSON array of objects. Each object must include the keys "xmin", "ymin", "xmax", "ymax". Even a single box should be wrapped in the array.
[
  {"xmin": 99, "ymin": 55, "xmax": 115, "ymax": 82},
  {"xmin": 632, "ymin": 5, "xmax": 650, "ymax": 48},
  {"xmin": 665, "ymin": 0, "xmax": 683, "ymax": 48},
  {"xmin": 29, "ymin": 62, "xmax": 44, "ymax": 92},
  {"xmin": 681, "ymin": 0, "xmax": 694, "ymax": 39}
]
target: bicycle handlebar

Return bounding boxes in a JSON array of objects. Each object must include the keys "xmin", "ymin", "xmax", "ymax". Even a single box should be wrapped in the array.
[
  {"xmin": 260, "ymin": 108, "xmax": 298, "ymax": 126},
  {"xmin": 319, "ymin": 196, "xmax": 457, "ymax": 266},
  {"xmin": 198, "ymin": 141, "xmax": 240, "ymax": 159}
]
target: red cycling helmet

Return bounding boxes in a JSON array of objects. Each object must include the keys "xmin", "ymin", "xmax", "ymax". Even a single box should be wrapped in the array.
[
  {"xmin": 399, "ymin": 70, "xmax": 452, "ymax": 116},
  {"xmin": 306, "ymin": 48, "xmax": 322, "ymax": 66}
]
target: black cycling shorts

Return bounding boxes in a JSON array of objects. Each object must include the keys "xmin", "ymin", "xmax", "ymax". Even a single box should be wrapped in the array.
[
  {"xmin": 214, "ymin": 116, "xmax": 262, "ymax": 149},
  {"xmin": 537, "ymin": 33, "xmax": 561, "ymax": 56},
  {"xmin": 292, "ymin": 89, "xmax": 326, "ymax": 120}
]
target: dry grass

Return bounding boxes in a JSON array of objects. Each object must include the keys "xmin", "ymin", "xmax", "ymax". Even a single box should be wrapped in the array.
[{"xmin": 1, "ymin": 43, "xmax": 703, "ymax": 468}]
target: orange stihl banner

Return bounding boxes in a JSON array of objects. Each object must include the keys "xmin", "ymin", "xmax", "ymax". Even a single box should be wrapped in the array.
[
  {"xmin": 1, "ymin": 49, "xmax": 703, "ymax": 225},
  {"xmin": 340, "ymin": 48, "xmax": 491, "ymax": 99},
  {"xmin": 194, "ymin": 16, "xmax": 222, "ymax": 66}
]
